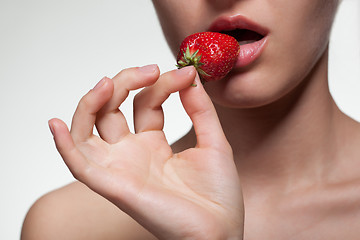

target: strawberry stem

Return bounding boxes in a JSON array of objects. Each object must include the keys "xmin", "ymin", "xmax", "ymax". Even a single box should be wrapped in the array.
[{"xmin": 176, "ymin": 46, "xmax": 210, "ymax": 78}]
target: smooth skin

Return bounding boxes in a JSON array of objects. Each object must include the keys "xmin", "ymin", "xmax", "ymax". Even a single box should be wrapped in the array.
[
  {"xmin": 22, "ymin": 0, "xmax": 360, "ymax": 239},
  {"xmin": 22, "ymin": 66, "xmax": 243, "ymax": 240}
]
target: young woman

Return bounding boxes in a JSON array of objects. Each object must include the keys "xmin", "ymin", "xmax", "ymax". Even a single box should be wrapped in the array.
[{"xmin": 22, "ymin": 0, "xmax": 360, "ymax": 239}]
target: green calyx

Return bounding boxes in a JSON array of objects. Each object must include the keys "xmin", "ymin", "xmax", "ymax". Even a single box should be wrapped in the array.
[{"xmin": 176, "ymin": 46, "xmax": 210, "ymax": 77}]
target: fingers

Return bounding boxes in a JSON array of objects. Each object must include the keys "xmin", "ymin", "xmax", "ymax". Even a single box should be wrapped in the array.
[
  {"xmin": 95, "ymin": 65, "xmax": 160, "ymax": 143},
  {"xmin": 70, "ymin": 77, "xmax": 114, "ymax": 143},
  {"xmin": 50, "ymin": 118, "xmax": 113, "ymax": 194},
  {"xmin": 49, "ymin": 118, "xmax": 90, "ymax": 180},
  {"xmin": 133, "ymin": 66, "xmax": 196, "ymax": 133},
  {"xmin": 179, "ymin": 74, "xmax": 229, "ymax": 150}
]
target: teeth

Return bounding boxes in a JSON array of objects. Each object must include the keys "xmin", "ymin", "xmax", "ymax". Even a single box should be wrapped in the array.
[{"xmin": 238, "ymin": 40, "xmax": 256, "ymax": 45}]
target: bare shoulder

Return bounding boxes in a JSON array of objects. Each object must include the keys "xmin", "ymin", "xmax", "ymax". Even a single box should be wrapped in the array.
[
  {"xmin": 21, "ymin": 129, "xmax": 196, "ymax": 240},
  {"xmin": 309, "ymin": 117, "xmax": 360, "ymax": 238},
  {"xmin": 21, "ymin": 181, "xmax": 157, "ymax": 240},
  {"xmin": 328, "ymin": 115, "xmax": 360, "ymax": 214}
]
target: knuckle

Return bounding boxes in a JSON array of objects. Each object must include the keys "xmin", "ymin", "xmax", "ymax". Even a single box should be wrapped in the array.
[
  {"xmin": 71, "ymin": 163, "xmax": 86, "ymax": 179},
  {"xmin": 113, "ymin": 68, "xmax": 135, "ymax": 83},
  {"xmin": 71, "ymin": 167, "xmax": 85, "ymax": 182},
  {"xmin": 77, "ymin": 94, "xmax": 92, "ymax": 112},
  {"xmin": 133, "ymin": 90, "xmax": 145, "ymax": 107}
]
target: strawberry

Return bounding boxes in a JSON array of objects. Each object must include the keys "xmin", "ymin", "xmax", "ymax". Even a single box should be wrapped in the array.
[{"xmin": 176, "ymin": 32, "xmax": 240, "ymax": 82}]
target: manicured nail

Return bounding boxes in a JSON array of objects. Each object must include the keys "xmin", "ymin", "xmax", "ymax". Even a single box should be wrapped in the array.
[
  {"xmin": 48, "ymin": 121, "xmax": 55, "ymax": 136},
  {"xmin": 93, "ymin": 77, "xmax": 107, "ymax": 90},
  {"xmin": 139, "ymin": 64, "xmax": 158, "ymax": 73}
]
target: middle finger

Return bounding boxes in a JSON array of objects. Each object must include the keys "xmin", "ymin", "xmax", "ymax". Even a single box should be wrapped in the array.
[{"xmin": 95, "ymin": 64, "xmax": 160, "ymax": 143}]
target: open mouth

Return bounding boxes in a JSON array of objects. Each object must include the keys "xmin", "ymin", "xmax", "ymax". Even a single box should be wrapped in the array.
[
  {"xmin": 208, "ymin": 15, "xmax": 269, "ymax": 68},
  {"xmin": 220, "ymin": 29, "xmax": 264, "ymax": 46},
  {"xmin": 208, "ymin": 14, "xmax": 268, "ymax": 45}
]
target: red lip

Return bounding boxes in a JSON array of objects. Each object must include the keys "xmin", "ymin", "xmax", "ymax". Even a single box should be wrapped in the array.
[{"xmin": 208, "ymin": 14, "xmax": 269, "ymax": 68}]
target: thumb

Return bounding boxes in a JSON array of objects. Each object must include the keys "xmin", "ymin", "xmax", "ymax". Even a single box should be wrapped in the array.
[{"xmin": 179, "ymin": 74, "xmax": 229, "ymax": 150}]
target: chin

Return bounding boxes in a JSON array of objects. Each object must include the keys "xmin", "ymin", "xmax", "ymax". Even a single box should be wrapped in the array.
[{"xmin": 203, "ymin": 72, "xmax": 288, "ymax": 109}]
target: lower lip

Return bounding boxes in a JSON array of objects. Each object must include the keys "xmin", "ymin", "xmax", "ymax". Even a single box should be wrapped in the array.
[{"xmin": 234, "ymin": 36, "xmax": 268, "ymax": 68}]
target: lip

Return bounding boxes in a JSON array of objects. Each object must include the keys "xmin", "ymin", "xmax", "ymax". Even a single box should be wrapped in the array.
[{"xmin": 208, "ymin": 14, "xmax": 269, "ymax": 68}]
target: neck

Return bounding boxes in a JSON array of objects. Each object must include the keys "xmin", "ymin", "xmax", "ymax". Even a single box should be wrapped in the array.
[{"xmin": 215, "ymin": 49, "xmax": 340, "ymax": 194}]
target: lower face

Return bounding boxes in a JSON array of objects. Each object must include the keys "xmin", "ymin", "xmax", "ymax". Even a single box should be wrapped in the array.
[{"xmin": 152, "ymin": 0, "xmax": 339, "ymax": 108}]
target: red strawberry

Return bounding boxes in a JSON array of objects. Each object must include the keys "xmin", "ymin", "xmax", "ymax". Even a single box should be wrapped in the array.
[{"xmin": 176, "ymin": 32, "xmax": 240, "ymax": 82}]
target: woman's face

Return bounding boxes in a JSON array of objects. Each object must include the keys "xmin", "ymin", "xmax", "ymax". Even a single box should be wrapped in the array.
[{"xmin": 152, "ymin": 0, "xmax": 339, "ymax": 108}]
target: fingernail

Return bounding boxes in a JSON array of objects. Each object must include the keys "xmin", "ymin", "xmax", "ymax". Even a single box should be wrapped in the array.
[
  {"xmin": 93, "ymin": 77, "xmax": 107, "ymax": 90},
  {"xmin": 139, "ymin": 64, "xmax": 158, "ymax": 73},
  {"xmin": 48, "ymin": 121, "xmax": 55, "ymax": 136},
  {"xmin": 176, "ymin": 66, "xmax": 195, "ymax": 76}
]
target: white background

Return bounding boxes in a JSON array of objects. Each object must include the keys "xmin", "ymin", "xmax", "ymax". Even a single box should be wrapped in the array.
[{"xmin": 0, "ymin": 0, "xmax": 359, "ymax": 239}]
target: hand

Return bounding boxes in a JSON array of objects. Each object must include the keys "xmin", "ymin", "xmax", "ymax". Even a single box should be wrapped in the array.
[{"xmin": 49, "ymin": 65, "xmax": 244, "ymax": 240}]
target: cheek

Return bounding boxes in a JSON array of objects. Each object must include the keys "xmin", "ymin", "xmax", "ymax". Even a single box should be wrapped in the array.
[
  {"xmin": 204, "ymin": 1, "xmax": 338, "ymax": 108},
  {"xmin": 204, "ymin": 65, "xmax": 296, "ymax": 108},
  {"xmin": 268, "ymin": 0, "xmax": 337, "ymax": 87},
  {"xmin": 152, "ymin": 0, "xmax": 210, "ymax": 56},
  {"xmin": 270, "ymin": 0, "xmax": 335, "ymax": 54}
]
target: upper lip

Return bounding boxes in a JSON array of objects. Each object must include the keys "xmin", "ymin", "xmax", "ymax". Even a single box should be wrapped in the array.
[{"xmin": 207, "ymin": 14, "xmax": 269, "ymax": 37}]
